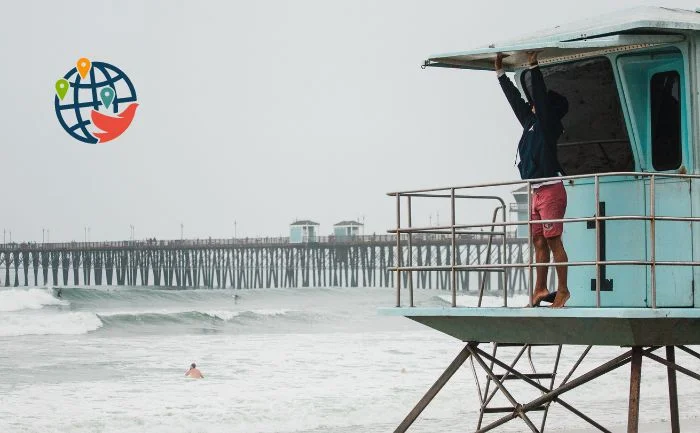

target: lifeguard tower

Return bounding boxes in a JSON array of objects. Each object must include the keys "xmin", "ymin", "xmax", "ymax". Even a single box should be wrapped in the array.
[{"xmin": 382, "ymin": 7, "xmax": 700, "ymax": 433}]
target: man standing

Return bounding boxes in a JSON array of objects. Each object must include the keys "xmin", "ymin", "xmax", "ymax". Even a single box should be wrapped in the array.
[{"xmin": 495, "ymin": 52, "xmax": 570, "ymax": 308}]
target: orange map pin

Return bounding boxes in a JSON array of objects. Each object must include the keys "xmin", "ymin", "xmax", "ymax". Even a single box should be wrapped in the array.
[{"xmin": 77, "ymin": 58, "xmax": 91, "ymax": 79}]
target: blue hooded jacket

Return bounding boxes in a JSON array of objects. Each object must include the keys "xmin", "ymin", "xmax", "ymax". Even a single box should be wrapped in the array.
[{"xmin": 499, "ymin": 66, "xmax": 569, "ymax": 180}]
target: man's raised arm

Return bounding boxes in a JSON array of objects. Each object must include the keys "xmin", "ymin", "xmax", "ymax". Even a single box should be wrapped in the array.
[
  {"xmin": 496, "ymin": 53, "xmax": 532, "ymax": 127},
  {"xmin": 521, "ymin": 52, "xmax": 552, "ymax": 128}
]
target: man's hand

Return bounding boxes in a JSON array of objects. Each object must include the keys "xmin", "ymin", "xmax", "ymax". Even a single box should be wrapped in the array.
[
  {"xmin": 495, "ymin": 53, "xmax": 505, "ymax": 71},
  {"xmin": 527, "ymin": 51, "xmax": 539, "ymax": 66}
]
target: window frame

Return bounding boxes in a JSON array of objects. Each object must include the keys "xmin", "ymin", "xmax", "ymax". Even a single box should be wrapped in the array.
[
  {"xmin": 649, "ymin": 70, "xmax": 682, "ymax": 171},
  {"xmin": 515, "ymin": 56, "xmax": 635, "ymax": 176},
  {"xmin": 615, "ymin": 47, "xmax": 689, "ymax": 174}
]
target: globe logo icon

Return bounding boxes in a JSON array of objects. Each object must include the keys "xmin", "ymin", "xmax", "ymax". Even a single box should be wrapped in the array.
[{"xmin": 54, "ymin": 58, "xmax": 138, "ymax": 144}]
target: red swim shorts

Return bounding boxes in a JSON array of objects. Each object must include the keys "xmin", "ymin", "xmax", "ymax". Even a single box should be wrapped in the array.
[{"xmin": 530, "ymin": 182, "xmax": 567, "ymax": 238}]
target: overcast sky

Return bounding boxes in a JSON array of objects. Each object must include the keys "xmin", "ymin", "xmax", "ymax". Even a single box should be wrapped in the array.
[{"xmin": 0, "ymin": 0, "xmax": 697, "ymax": 242}]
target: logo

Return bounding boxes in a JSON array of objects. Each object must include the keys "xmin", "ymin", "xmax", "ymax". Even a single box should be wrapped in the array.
[{"xmin": 54, "ymin": 58, "xmax": 138, "ymax": 143}]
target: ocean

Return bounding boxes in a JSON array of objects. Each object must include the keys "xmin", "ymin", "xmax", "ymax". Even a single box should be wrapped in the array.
[{"xmin": 0, "ymin": 286, "xmax": 698, "ymax": 433}]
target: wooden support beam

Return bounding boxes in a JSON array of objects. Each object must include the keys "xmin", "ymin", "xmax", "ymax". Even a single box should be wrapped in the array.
[
  {"xmin": 666, "ymin": 346, "xmax": 680, "ymax": 433},
  {"xmin": 627, "ymin": 347, "xmax": 642, "ymax": 433}
]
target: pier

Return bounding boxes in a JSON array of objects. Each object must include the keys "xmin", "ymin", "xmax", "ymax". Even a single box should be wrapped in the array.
[{"xmin": 0, "ymin": 234, "xmax": 529, "ymax": 290}]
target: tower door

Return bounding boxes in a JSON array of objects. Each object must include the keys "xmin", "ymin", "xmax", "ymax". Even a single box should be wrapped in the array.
[
  {"xmin": 645, "ymin": 178, "xmax": 693, "ymax": 306},
  {"xmin": 644, "ymin": 64, "xmax": 692, "ymax": 306},
  {"xmin": 617, "ymin": 50, "xmax": 694, "ymax": 306},
  {"xmin": 642, "ymin": 64, "xmax": 692, "ymax": 306}
]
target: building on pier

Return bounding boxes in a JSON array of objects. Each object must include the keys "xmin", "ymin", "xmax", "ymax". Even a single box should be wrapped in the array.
[
  {"xmin": 333, "ymin": 220, "xmax": 363, "ymax": 239},
  {"xmin": 510, "ymin": 185, "xmax": 529, "ymax": 238},
  {"xmin": 289, "ymin": 220, "xmax": 319, "ymax": 244}
]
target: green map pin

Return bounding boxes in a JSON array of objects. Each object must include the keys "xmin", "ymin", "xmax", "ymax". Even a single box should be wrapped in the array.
[
  {"xmin": 100, "ymin": 87, "xmax": 115, "ymax": 109},
  {"xmin": 55, "ymin": 79, "xmax": 69, "ymax": 100}
]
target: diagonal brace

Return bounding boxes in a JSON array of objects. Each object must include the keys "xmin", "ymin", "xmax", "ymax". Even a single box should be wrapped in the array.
[
  {"xmin": 475, "ymin": 346, "xmax": 637, "ymax": 433},
  {"xmin": 393, "ymin": 342, "xmax": 476, "ymax": 433},
  {"xmin": 643, "ymin": 351, "xmax": 700, "ymax": 382},
  {"xmin": 468, "ymin": 345, "xmax": 541, "ymax": 433},
  {"xmin": 522, "ymin": 347, "xmax": 659, "ymax": 412},
  {"xmin": 678, "ymin": 345, "xmax": 700, "ymax": 362}
]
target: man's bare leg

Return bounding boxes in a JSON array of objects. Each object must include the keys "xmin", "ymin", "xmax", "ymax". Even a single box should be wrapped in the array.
[
  {"xmin": 546, "ymin": 235, "xmax": 570, "ymax": 307},
  {"xmin": 532, "ymin": 234, "xmax": 551, "ymax": 305}
]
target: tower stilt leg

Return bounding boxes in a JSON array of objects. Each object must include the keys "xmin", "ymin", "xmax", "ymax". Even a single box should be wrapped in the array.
[
  {"xmin": 666, "ymin": 346, "xmax": 680, "ymax": 433},
  {"xmin": 627, "ymin": 347, "xmax": 642, "ymax": 433}
]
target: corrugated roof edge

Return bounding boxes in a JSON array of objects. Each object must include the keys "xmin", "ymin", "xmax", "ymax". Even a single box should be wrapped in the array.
[
  {"xmin": 429, "ymin": 6, "xmax": 700, "ymax": 61},
  {"xmin": 290, "ymin": 220, "xmax": 320, "ymax": 226},
  {"xmin": 334, "ymin": 220, "xmax": 363, "ymax": 226}
]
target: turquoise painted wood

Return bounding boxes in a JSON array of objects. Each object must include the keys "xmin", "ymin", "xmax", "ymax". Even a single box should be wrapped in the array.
[
  {"xmin": 646, "ymin": 178, "xmax": 693, "ymax": 306},
  {"xmin": 563, "ymin": 177, "xmax": 648, "ymax": 307},
  {"xmin": 615, "ymin": 48, "xmax": 694, "ymax": 306},
  {"xmin": 694, "ymin": 178, "xmax": 700, "ymax": 308},
  {"xmin": 290, "ymin": 226, "xmax": 303, "ymax": 244}
]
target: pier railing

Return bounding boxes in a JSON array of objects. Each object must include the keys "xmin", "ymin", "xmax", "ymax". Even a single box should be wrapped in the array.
[
  {"xmin": 388, "ymin": 171, "xmax": 700, "ymax": 309},
  {"xmin": 0, "ymin": 235, "xmax": 395, "ymax": 251},
  {"xmin": 0, "ymin": 232, "xmax": 518, "ymax": 252}
]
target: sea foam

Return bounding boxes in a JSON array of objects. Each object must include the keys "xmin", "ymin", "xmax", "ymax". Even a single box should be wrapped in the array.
[
  {"xmin": 0, "ymin": 288, "xmax": 67, "ymax": 312},
  {"xmin": 0, "ymin": 311, "xmax": 103, "ymax": 337}
]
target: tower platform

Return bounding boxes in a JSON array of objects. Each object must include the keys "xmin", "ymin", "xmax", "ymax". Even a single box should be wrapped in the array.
[{"xmin": 379, "ymin": 307, "xmax": 700, "ymax": 346}]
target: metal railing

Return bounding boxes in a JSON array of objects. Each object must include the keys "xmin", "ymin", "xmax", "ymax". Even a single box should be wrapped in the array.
[{"xmin": 388, "ymin": 171, "xmax": 700, "ymax": 309}]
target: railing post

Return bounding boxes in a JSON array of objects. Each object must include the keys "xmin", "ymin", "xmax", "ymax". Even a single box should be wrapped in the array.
[
  {"xmin": 408, "ymin": 195, "xmax": 414, "ymax": 307},
  {"xmin": 527, "ymin": 181, "xmax": 533, "ymax": 306},
  {"xmin": 502, "ymin": 203, "xmax": 507, "ymax": 307},
  {"xmin": 451, "ymin": 188, "xmax": 457, "ymax": 308},
  {"xmin": 396, "ymin": 193, "xmax": 402, "ymax": 308},
  {"xmin": 650, "ymin": 175, "xmax": 656, "ymax": 309},
  {"xmin": 595, "ymin": 175, "xmax": 601, "ymax": 308}
]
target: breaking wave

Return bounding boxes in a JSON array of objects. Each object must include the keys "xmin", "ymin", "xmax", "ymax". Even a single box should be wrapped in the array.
[
  {"xmin": 0, "ymin": 286, "xmax": 334, "ymax": 337},
  {"xmin": 96, "ymin": 308, "xmax": 306, "ymax": 328},
  {"xmin": 0, "ymin": 288, "xmax": 67, "ymax": 312},
  {"xmin": 0, "ymin": 311, "xmax": 103, "ymax": 337}
]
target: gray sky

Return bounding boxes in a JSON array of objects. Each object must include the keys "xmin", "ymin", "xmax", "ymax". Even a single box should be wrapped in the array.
[{"xmin": 1, "ymin": 0, "xmax": 697, "ymax": 242}]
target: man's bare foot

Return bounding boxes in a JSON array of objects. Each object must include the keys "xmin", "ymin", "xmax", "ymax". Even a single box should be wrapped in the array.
[
  {"xmin": 530, "ymin": 289, "xmax": 550, "ymax": 307},
  {"xmin": 550, "ymin": 290, "xmax": 570, "ymax": 308}
]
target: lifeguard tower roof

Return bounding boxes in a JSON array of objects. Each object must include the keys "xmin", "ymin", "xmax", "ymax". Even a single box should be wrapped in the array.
[{"xmin": 426, "ymin": 6, "xmax": 700, "ymax": 72}]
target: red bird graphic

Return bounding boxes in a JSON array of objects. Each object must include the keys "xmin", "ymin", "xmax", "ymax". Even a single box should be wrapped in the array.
[{"xmin": 90, "ymin": 103, "xmax": 139, "ymax": 143}]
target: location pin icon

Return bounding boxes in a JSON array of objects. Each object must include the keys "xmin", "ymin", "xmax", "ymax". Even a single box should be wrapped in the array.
[
  {"xmin": 55, "ymin": 79, "xmax": 69, "ymax": 100},
  {"xmin": 100, "ymin": 87, "xmax": 115, "ymax": 109},
  {"xmin": 77, "ymin": 58, "xmax": 91, "ymax": 79}
]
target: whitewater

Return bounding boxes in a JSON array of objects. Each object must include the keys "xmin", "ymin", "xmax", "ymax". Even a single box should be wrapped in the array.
[{"xmin": 1, "ymin": 286, "xmax": 699, "ymax": 432}]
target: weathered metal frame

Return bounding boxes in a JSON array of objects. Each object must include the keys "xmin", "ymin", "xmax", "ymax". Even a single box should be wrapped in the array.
[
  {"xmin": 388, "ymin": 171, "xmax": 700, "ymax": 308},
  {"xmin": 394, "ymin": 344, "xmax": 699, "ymax": 432}
]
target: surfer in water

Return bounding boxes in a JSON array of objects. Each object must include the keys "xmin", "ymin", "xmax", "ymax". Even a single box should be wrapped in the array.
[{"xmin": 185, "ymin": 362, "xmax": 204, "ymax": 379}]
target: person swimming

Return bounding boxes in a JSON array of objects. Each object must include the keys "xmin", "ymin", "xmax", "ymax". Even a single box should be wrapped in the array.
[{"xmin": 185, "ymin": 362, "xmax": 204, "ymax": 379}]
